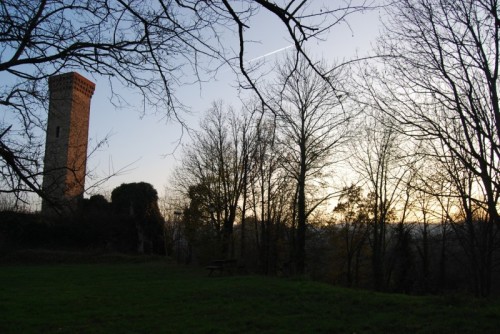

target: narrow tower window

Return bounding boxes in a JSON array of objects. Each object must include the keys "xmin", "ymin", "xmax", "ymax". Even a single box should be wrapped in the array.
[{"xmin": 55, "ymin": 126, "xmax": 60, "ymax": 138}]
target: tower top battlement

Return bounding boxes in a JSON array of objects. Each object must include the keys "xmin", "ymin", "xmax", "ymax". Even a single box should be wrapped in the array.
[{"xmin": 49, "ymin": 72, "xmax": 95, "ymax": 98}]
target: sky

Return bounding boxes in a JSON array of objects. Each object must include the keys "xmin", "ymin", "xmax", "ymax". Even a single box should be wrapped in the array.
[{"xmin": 82, "ymin": 3, "xmax": 384, "ymax": 199}]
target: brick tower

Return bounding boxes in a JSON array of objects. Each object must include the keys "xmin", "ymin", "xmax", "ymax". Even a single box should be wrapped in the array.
[{"xmin": 42, "ymin": 72, "xmax": 95, "ymax": 213}]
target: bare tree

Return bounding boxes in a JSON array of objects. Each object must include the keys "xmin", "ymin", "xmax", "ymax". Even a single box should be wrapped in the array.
[
  {"xmin": 174, "ymin": 102, "xmax": 250, "ymax": 256},
  {"xmin": 333, "ymin": 184, "xmax": 370, "ymax": 287},
  {"xmin": 430, "ymin": 140, "xmax": 499, "ymax": 296},
  {"xmin": 349, "ymin": 111, "xmax": 417, "ymax": 291},
  {"xmin": 1, "ymin": 0, "xmax": 372, "ymax": 202},
  {"xmin": 172, "ymin": 100, "xmax": 295, "ymax": 268},
  {"xmin": 411, "ymin": 176, "xmax": 439, "ymax": 293},
  {"xmin": 248, "ymin": 114, "xmax": 294, "ymax": 274},
  {"xmin": 268, "ymin": 54, "xmax": 352, "ymax": 274},
  {"xmin": 366, "ymin": 0, "xmax": 500, "ymax": 296}
]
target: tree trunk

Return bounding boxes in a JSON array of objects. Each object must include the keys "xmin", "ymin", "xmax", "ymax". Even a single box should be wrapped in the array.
[{"xmin": 296, "ymin": 144, "xmax": 307, "ymax": 275}]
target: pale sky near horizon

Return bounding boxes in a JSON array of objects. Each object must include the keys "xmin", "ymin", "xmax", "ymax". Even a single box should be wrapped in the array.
[{"xmin": 82, "ymin": 4, "xmax": 384, "ymax": 199}]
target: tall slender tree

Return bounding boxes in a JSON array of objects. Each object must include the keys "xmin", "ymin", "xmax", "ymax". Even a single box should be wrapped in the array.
[
  {"xmin": 268, "ymin": 55, "xmax": 352, "ymax": 274},
  {"xmin": 349, "ymin": 112, "xmax": 415, "ymax": 290}
]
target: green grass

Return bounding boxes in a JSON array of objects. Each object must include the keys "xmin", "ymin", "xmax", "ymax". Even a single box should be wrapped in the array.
[{"xmin": 0, "ymin": 261, "xmax": 499, "ymax": 333}]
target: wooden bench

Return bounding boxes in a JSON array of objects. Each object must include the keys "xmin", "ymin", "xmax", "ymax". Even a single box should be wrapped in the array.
[{"xmin": 206, "ymin": 259, "xmax": 237, "ymax": 276}]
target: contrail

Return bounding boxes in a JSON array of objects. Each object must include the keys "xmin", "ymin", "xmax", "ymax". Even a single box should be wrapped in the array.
[
  {"xmin": 219, "ymin": 44, "xmax": 294, "ymax": 75},
  {"xmin": 247, "ymin": 44, "xmax": 294, "ymax": 63}
]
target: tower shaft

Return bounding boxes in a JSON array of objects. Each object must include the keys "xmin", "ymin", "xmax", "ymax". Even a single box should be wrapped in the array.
[{"xmin": 42, "ymin": 72, "xmax": 95, "ymax": 212}]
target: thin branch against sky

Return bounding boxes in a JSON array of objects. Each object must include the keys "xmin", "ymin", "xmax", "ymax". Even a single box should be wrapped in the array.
[{"xmin": 79, "ymin": 2, "xmax": 383, "ymax": 197}]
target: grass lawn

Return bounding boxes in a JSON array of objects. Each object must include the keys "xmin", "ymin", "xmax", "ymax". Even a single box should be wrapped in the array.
[{"xmin": 0, "ymin": 260, "xmax": 499, "ymax": 333}]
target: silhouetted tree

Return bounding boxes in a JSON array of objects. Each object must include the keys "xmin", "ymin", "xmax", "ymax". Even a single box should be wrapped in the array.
[
  {"xmin": 333, "ymin": 185, "xmax": 370, "ymax": 287},
  {"xmin": 365, "ymin": 0, "xmax": 500, "ymax": 296},
  {"xmin": 174, "ymin": 103, "xmax": 251, "ymax": 257},
  {"xmin": 85, "ymin": 194, "xmax": 110, "ymax": 212},
  {"xmin": 111, "ymin": 182, "xmax": 164, "ymax": 254},
  {"xmin": 268, "ymin": 54, "xmax": 352, "ymax": 274},
  {"xmin": 249, "ymin": 115, "xmax": 292, "ymax": 274},
  {"xmin": 349, "ymin": 112, "xmax": 416, "ymax": 291}
]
